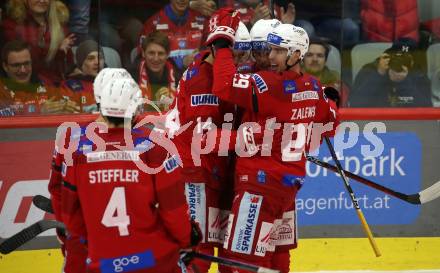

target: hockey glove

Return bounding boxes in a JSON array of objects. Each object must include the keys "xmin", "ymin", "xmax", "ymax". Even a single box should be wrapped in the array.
[
  {"xmin": 190, "ymin": 220, "xmax": 203, "ymax": 247},
  {"xmin": 179, "ymin": 250, "xmax": 195, "ymax": 266},
  {"xmin": 205, "ymin": 8, "xmax": 241, "ymax": 46},
  {"xmin": 323, "ymin": 86, "xmax": 340, "ymax": 108}
]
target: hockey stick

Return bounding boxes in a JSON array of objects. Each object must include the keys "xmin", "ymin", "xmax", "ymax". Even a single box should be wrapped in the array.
[
  {"xmin": 306, "ymin": 155, "xmax": 440, "ymax": 205},
  {"xmin": 32, "ymin": 195, "xmax": 276, "ymax": 271},
  {"xmin": 0, "ymin": 220, "xmax": 65, "ymax": 254},
  {"xmin": 324, "ymin": 137, "xmax": 381, "ymax": 257},
  {"xmin": 186, "ymin": 251, "xmax": 279, "ymax": 273},
  {"xmin": 33, "ymin": 195, "xmax": 54, "ymax": 214}
]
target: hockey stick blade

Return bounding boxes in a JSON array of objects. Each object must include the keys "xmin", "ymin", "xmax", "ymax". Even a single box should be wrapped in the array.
[
  {"xmin": 0, "ymin": 220, "xmax": 64, "ymax": 254},
  {"xmin": 189, "ymin": 251, "xmax": 279, "ymax": 273},
  {"xmin": 33, "ymin": 195, "xmax": 54, "ymax": 214},
  {"xmin": 419, "ymin": 180, "xmax": 440, "ymax": 204},
  {"xmin": 307, "ymin": 155, "xmax": 423, "ymax": 205}
]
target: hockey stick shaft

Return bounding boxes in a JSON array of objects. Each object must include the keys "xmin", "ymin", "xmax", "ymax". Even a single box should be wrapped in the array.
[
  {"xmin": 325, "ymin": 137, "xmax": 381, "ymax": 257},
  {"xmin": 307, "ymin": 155, "xmax": 440, "ymax": 205},
  {"xmin": 0, "ymin": 220, "xmax": 64, "ymax": 254},
  {"xmin": 190, "ymin": 252, "xmax": 279, "ymax": 273},
  {"xmin": 306, "ymin": 155, "xmax": 420, "ymax": 204}
]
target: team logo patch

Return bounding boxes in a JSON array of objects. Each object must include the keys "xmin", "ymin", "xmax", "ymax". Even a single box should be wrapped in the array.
[
  {"xmin": 185, "ymin": 183, "xmax": 206, "ymax": 242},
  {"xmin": 186, "ymin": 67, "xmax": 199, "ymax": 80},
  {"xmin": 272, "ymin": 210, "xmax": 296, "ymax": 246},
  {"xmin": 208, "ymin": 207, "xmax": 230, "ymax": 243},
  {"xmin": 163, "ymin": 155, "xmax": 181, "ymax": 173},
  {"xmin": 178, "ymin": 40, "xmax": 187, "ymax": 49},
  {"xmin": 254, "ymin": 221, "xmax": 274, "ymax": 257},
  {"xmin": 282, "ymin": 175, "xmax": 305, "ymax": 187},
  {"xmin": 190, "ymin": 94, "xmax": 219, "ymax": 106},
  {"xmin": 252, "ymin": 74, "xmax": 268, "ymax": 93},
  {"xmin": 283, "ymin": 80, "xmax": 297, "ymax": 94},
  {"xmin": 257, "ymin": 170, "xmax": 266, "ymax": 183},
  {"xmin": 291, "ymin": 91, "xmax": 319, "ymax": 102},
  {"xmin": 231, "ymin": 192, "xmax": 263, "ymax": 254},
  {"xmin": 87, "ymin": 151, "xmax": 140, "ymax": 163},
  {"xmin": 311, "ymin": 79, "xmax": 320, "ymax": 91},
  {"xmin": 99, "ymin": 249, "xmax": 155, "ymax": 273}
]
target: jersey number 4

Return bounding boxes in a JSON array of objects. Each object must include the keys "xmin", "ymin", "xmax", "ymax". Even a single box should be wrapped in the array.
[{"xmin": 101, "ymin": 187, "xmax": 130, "ymax": 236}]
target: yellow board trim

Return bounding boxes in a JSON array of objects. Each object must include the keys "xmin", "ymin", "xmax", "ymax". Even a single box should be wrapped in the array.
[
  {"xmin": 290, "ymin": 237, "xmax": 440, "ymax": 272},
  {"xmin": 1, "ymin": 238, "xmax": 439, "ymax": 273}
]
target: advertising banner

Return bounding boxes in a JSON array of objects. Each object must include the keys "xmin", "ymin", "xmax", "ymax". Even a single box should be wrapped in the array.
[{"xmin": 298, "ymin": 132, "xmax": 422, "ymax": 225}]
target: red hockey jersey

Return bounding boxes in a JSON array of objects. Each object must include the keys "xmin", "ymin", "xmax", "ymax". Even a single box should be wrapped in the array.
[
  {"xmin": 168, "ymin": 50, "xmax": 234, "ymax": 187},
  {"xmin": 213, "ymin": 48, "xmax": 338, "ymax": 195},
  {"xmin": 60, "ymin": 125, "xmax": 191, "ymax": 272},
  {"xmin": 140, "ymin": 5, "xmax": 206, "ymax": 71}
]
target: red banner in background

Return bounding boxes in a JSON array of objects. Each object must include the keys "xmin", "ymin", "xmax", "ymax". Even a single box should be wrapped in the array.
[{"xmin": 0, "ymin": 141, "xmax": 55, "ymax": 238}]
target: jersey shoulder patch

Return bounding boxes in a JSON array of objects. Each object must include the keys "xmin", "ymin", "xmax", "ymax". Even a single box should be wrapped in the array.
[
  {"xmin": 163, "ymin": 155, "xmax": 181, "ymax": 173},
  {"xmin": 251, "ymin": 74, "xmax": 268, "ymax": 93}
]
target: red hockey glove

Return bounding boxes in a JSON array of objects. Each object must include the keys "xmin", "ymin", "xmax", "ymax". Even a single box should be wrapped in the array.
[{"xmin": 205, "ymin": 8, "xmax": 241, "ymax": 46}]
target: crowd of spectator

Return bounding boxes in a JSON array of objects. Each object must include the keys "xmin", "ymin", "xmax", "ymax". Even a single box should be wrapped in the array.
[{"xmin": 1, "ymin": 0, "xmax": 440, "ymax": 116}]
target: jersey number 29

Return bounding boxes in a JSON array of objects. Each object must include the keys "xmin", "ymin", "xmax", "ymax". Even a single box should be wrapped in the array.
[{"xmin": 101, "ymin": 187, "xmax": 130, "ymax": 236}]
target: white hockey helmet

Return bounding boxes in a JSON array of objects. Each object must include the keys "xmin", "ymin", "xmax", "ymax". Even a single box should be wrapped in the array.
[
  {"xmin": 100, "ymin": 78, "xmax": 142, "ymax": 119},
  {"xmin": 250, "ymin": 19, "xmax": 281, "ymax": 51},
  {"xmin": 93, "ymin": 68, "xmax": 133, "ymax": 104},
  {"xmin": 233, "ymin": 22, "xmax": 251, "ymax": 51},
  {"xmin": 267, "ymin": 24, "xmax": 309, "ymax": 59}
]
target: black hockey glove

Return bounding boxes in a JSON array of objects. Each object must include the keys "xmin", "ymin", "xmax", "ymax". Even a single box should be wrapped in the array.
[
  {"xmin": 190, "ymin": 220, "xmax": 203, "ymax": 247},
  {"xmin": 323, "ymin": 86, "xmax": 341, "ymax": 108}
]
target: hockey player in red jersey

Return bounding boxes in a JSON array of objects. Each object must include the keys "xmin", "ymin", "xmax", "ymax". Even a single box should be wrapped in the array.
[
  {"xmin": 48, "ymin": 68, "xmax": 134, "ymax": 273},
  {"xmin": 165, "ymin": 30, "xmax": 233, "ymax": 273},
  {"xmin": 207, "ymin": 11, "xmax": 338, "ymax": 272},
  {"xmin": 59, "ymin": 77, "xmax": 199, "ymax": 273}
]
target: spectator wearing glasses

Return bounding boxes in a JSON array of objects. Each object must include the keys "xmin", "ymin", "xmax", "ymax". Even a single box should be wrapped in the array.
[
  {"xmin": 3, "ymin": 0, "xmax": 75, "ymax": 84},
  {"xmin": 0, "ymin": 40, "xmax": 73, "ymax": 115}
]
